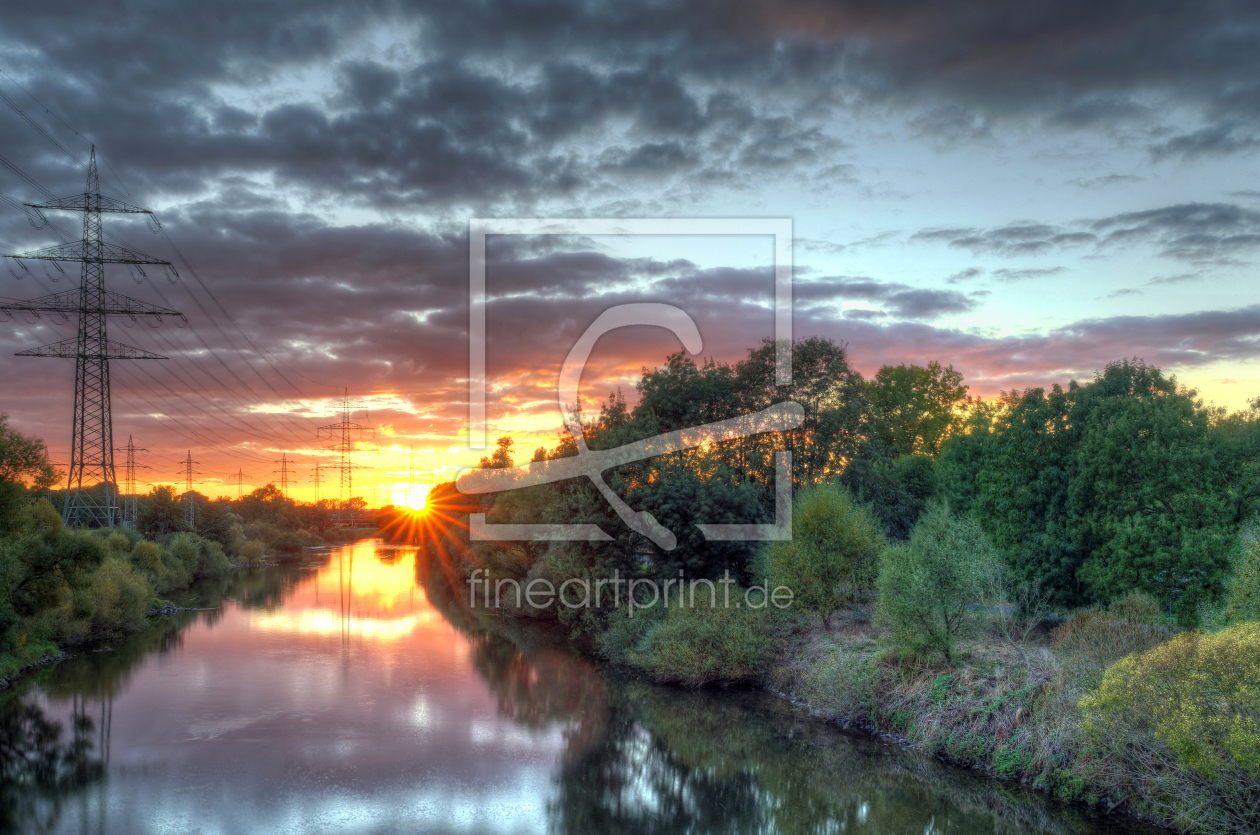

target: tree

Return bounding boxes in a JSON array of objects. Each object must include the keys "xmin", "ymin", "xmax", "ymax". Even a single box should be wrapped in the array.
[
  {"xmin": 479, "ymin": 436, "xmax": 515, "ymax": 469},
  {"xmin": 875, "ymin": 504, "xmax": 1001, "ymax": 665},
  {"xmin": 759, "ymin": 485, "xmax": 883, "ymax": 628},
  {"xmin": 0, "ymin": 415, "xmax": 58, "ymax": 490},
  {"xmin": 735, "ymin": 337, "xmax": 877, "ymax": 487},
  {"xmin": 867, "ymin": 361, "xmax": 968, "ymax": 457},
  {"xmin": 1072, "ymin": 388, "xmax": 1233, "ymax": 624},
  {"xmin": 136, "ymin": 486, "xmax": 189, "ymax": 538}
]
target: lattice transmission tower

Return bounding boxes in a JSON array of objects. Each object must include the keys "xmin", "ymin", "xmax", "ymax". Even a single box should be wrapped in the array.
[
  {"xmin": 180, "ymin": 451, "xmax": 200, "ymax": 528},
  {"xmin": 317, "ymin": 389, "xmax": 374, "ymax": 525},
  {"xmin": 231, "ymin": 468, "xmax": 252, "ymax": 500},
  {"xmin": 311, "ymin": 460, "xmax": 327, "ymax": 504},
  {"xmin": 0, "ymin": 148, "xmax": 183, "ymax": 527},
  {"xmin": 273, "ymin": 453, "xmax": 293, "ymax": 499},
  {"xmin": 117, "ymin": 435, "xmax": 148, "ymax": 528}
]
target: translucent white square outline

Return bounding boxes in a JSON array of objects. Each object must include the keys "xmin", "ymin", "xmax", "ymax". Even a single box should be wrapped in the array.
[{"xmin": 468, "ymin": 217, "xmax": 793, "ymax": 450}]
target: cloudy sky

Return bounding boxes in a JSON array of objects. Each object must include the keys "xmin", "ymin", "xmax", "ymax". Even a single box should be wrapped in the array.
[{"xmin": 1, "ymin": 0, "xmax": 1259, "ymax": 502}]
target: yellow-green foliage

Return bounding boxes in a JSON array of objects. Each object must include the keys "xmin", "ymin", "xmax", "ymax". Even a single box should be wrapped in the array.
[
  {"xmin": 1082, "ymin": 624, "xmax": 1260, "ymax": 833},
  {"xmin": 84, "ymin": 557, "xmax": 153, "ymax": 631},
  {"xmin": 130, "ymin": 541, "xmax": 162, "ymax": 575},
  {"xmin": 760, "ymin": 485, "xmax": 883, "ymax": 626},
  {"xmin": 1225, "ymin": 536, "xmax": 1260, "ymax": 623},
  {"xmin": 630, "ymin": 592, "xmax": 775, "ymax": 687},
  {"xmin": 239, "ymin": 539, "xmax": 266, "ymax": 565}
]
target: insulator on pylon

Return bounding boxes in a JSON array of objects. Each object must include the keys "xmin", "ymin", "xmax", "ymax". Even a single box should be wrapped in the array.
[
  {"xmin": 146, "ymin": 214, "xmax": 162, "ymax": 234},
  {"xmin": 128, "ymin": 264, "xmax": 146, "ymax": 283},
  {"xmin": 25, "ymin": 207, "xmax": 46, "ymax": 230},
  {"xmin": 165, "ymin": 265, "xmax": 178, "ymax": 284},
  {"xmin": 43, "ymin": 262, "xmax": 64, "ymax": 282},
  {"xmin": 6, "ymin": 257, "xmax": 29, "ymax": 280}
]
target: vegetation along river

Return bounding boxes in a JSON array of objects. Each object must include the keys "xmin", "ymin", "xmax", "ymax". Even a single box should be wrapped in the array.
[{"xmin": 1, "ymin": 540, "xmax": 1162, "ymax": 834}]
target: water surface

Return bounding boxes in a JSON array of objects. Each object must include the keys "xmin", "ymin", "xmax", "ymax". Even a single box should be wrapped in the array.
[{"xmin": 2, "ymin": 540, "xmax": 1156, "ymax": 834}]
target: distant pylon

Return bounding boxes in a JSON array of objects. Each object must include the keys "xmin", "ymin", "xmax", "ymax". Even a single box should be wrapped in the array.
[
  {"xmin": 317, "ymin": 389, "xmax": 374, "ymax": 525},
  {"xmin": 1, "ymin": 147, "xmax": 184, "ymax": 528},
  {"xmin": 311, "ymin": 460, "xmax": 326, "ymax": 504},
  {"xmin": 231, "ymin": 468, "xmax": 252, "ymax": 500},
  {"xmin": 273, "ymin": 453, "xmax": 293, "ymax": 499},
  {"xmin": 116, "ymin": 435, "xmax": 148, "ymax": 528},
  {"xmin": 180, "ymin": 450, "xmax": 200, "ymax": 528}
]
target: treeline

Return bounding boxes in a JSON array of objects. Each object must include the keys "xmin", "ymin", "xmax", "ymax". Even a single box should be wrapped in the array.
[
  {"xmin": 458, "ymin": 338, "xmax": 1260, "ymax": 627},
  {"xmin": 421, "ymin": 338, "xmax": 1260, "ymax": 834},
  {"xmin": 0, "ymin": 413, "xmax": 377, "ymax": 679}
]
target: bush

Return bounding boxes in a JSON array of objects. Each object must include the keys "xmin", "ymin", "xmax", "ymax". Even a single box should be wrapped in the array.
[
  {"xmin": 269, "ymin": 531, "xmax": 306, "ymax": 557},
  {"xmin": 803, "ymin": 646, "xmax": 881, "ymax": 720},
  {"xmin": 239, "ymin": 540, "xmax": 266, "ymax": 566},
  {"xmin": 1081, "ymin": 624, "xmax": 1260, "ymax": 834},
  {"xmin": 130, "ymin": 541, "xmax": 163, "ymax": 576},
  {"xmin": 629, "ymin": 592, "xmax": 776, "ymax": 687},
  {"xmin": 1225, "ymin": 535, "xmax": 1260, "ymax": 624},
  {"xmin": 84, "ymin": 557, "xmax": 153, "ymax": 631},
  {"xmin": 1109, "ymin": 589, "xmax": 1163, "ymax": 625},
  {"xmin": 758, "ymin": 484, "xmax": 883, "ymax": 628},
  {"xmin": 1051, "ymin": 607, "xmax": 1168, "ymax": 693},
  {"xmin": 875, "ymin": 505, "xmax": 1000, "ymax": 664},
  {"xmin": 196, "ymin": 539, "xmax": 232, "ymax": 575}
]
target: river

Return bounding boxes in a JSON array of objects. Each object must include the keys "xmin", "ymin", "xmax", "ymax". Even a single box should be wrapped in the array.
[{"xmin": 1, "ymin": 540, "xmax": 1158, "ymax": 834}]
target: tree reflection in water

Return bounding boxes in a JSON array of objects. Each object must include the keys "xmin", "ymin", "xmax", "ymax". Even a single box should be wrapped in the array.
[
  {"xmin": 0, "ymin": 690, "xmax": 105, "ymax": 833},
  {"xmin": 551, "ymin": 682, "xmax": 1155, "ymax": 835}
]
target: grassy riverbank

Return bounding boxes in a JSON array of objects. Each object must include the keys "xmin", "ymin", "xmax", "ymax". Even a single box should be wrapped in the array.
[{"xmin": 418, "ymin": 474, "xmax": 1260, "ymax": 835}]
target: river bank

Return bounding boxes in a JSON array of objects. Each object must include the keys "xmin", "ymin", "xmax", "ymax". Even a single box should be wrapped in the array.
[{"xmin": 410, "ymin": 485, "xmax": 1257, "ymax": 835}]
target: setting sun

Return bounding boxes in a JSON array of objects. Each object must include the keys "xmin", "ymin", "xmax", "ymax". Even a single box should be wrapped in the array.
[{"xmin": 400, "ymin": 484, "xmax": 431, "ymax": 511}]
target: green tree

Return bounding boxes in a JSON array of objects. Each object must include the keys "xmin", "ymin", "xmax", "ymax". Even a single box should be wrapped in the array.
[
  {"xmin": 875, "ymin": 504, "xmax": 1001, "ymax": 664},
  {"xmin": 136, "ymin": 486, "xmax": 189, "ymax": 538},
  {"xmin": 1072, "ymin": 388, "xmax": 1233, "ymax": 624},
  {"xmin": 867, "ymin": 361, "xmax": 968, "ymax": 457},
  {"xmin": 758, "ymin": 485, "xmax": 883, "ymax": 628}
]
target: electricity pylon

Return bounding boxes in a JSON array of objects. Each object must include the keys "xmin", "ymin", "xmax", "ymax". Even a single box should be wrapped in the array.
[
  {"xmin": 311, "ymin": 460, "xmax": 327, "ymax": 504},
  {"xmin": 317, "ymin": 389, "xmax": 374, "ymax": 525},
  {"xmin": 231, "ymin": 468, "xmax": 252, "ymax": 500},
  {"xmin": 117, "ymin": 435, "xmax": 148, "ymax": 528},
  {"xmin": 0, "ymin": 148, "xmax": 183, "ymax": 527},
  {"xmin": 273, "ymin": 453, "xmax": 293, "ymax": 499},
  {"xmin": 180, "ymin": 451, "xmax": 200, "ymax": 528}
]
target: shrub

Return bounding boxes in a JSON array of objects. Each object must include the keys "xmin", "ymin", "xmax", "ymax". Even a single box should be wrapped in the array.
[
  {"xmin": 1051, "ymin": 607, "xmax": 1168, "ymax": 693},
  {"xmin": 269, "ymin": 531, "xmax": 305, "ymax": 557},
  {"xmin": 239, "ymin": 540, "xmax": 266, "ymax": 566},
  {"xmin": 629, "ymin": 592, "xmax": 775, "ymax": 687},
  {"xmin": 758, "ymin": 484, "xmax": 883, "ymax": 628},
  {"xmin": 130, "ymin": 541, "xmax": 163, "ymax": 575},
  {"xmin": 84, "ymin": 557, "xmax": 153, "ymax": 631},
  {"xmin": 196, "ymin": 539, "xmax": 232, "ymax": 575},
  {"xmin": 1109, "ymin": 588, "xmax": 1162, "ymax": 625},
  {"xmin": 1225, "ymin": 535, "xmax": 1260, "ymax": 624},
  {"xmin": 1081, "ymin": 624, "xmax": 1260, "ymax": 834},
  {"xmin": 162, "ymin": 533, "xmax": 199, "ymax": 590},
  {"xmin": 875, "ymin": 505, "xmax": 1000, "ymax": 664},
  {"xmin": 802, "ymin": 646, "xmax": 881, "ymax": 719}
]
